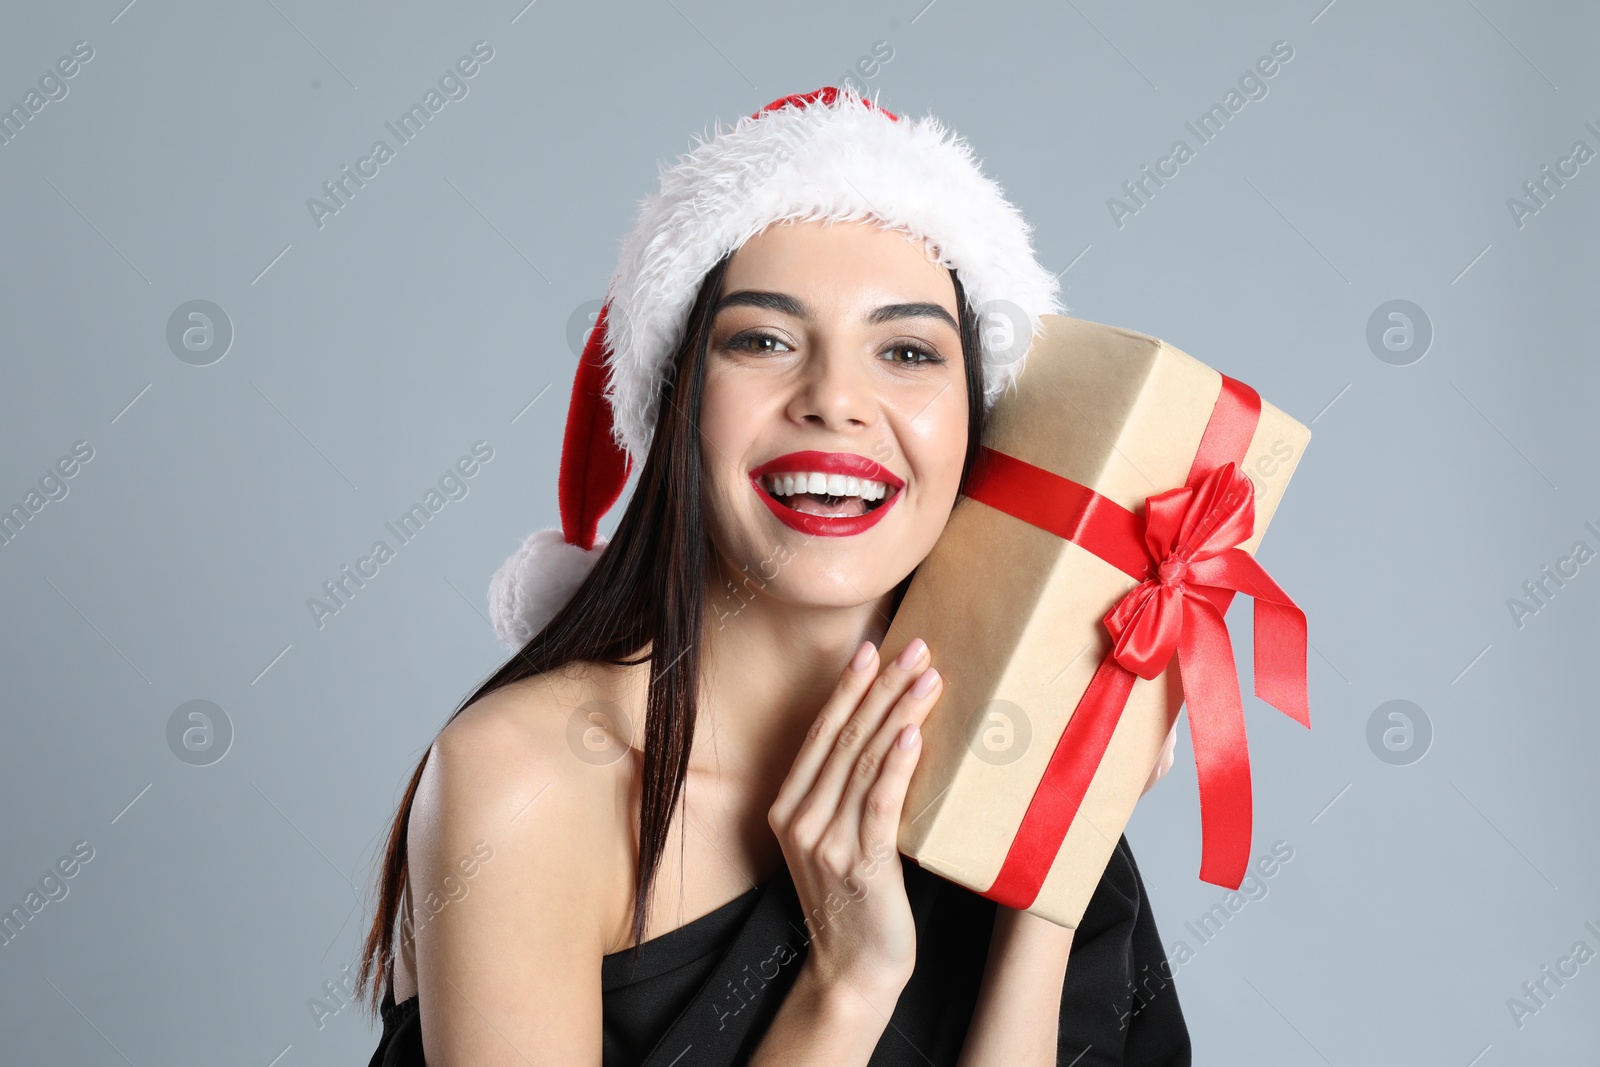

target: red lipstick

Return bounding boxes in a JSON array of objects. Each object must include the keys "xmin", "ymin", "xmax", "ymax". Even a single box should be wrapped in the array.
[{"xmin": 748, "ymin": 450, "xmax": 905, "ymax": 537}]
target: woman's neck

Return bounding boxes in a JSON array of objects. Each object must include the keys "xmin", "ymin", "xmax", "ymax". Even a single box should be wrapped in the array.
[{"xmin": 692, "ymin": 571, "xmax": 896, "ymax": 789}]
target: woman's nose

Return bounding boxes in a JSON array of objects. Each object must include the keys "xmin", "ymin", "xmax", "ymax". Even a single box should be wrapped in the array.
[{"xmin": 786, "ymin": 344, "xmax": 875, "ymax": 431}]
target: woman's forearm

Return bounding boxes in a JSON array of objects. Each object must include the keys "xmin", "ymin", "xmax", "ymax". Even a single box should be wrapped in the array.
[
  {"xmin": 956, "ymin": 906, "xmax": 1076, "ymax": 1067},
  {"xmin": 748, "ymin": 962, "xmax": 904, "ymax": 1067}
]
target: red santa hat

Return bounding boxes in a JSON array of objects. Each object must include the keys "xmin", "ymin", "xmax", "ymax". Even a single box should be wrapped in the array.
[{"xmin": 489, "ymin": 85, "xmax": 1066, "ymax": 649}]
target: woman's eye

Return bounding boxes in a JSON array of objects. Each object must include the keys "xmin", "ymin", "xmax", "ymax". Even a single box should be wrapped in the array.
[
  {"xmin": 884, "ymin": 343, "xmax": 942, "ymax": 366},
  {"xmin": 725, "ymin": 331, "xmax": 790, "ymax": 354}
]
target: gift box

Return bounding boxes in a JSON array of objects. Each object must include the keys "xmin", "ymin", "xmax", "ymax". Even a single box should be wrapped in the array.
[{"xmin": 889, "ymin": 315, "xmax": 1311, "ymax": 929}]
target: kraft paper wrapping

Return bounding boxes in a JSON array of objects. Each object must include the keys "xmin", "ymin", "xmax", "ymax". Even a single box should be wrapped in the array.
[{"xmin": 887, "ymin": 315, "xmax": 1310, "ymax": 929}]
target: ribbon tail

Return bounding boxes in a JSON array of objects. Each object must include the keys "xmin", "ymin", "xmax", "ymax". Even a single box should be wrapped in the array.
[
  {"xmin": 1180, "ymin": 596, "xmax": 1253, "ymax": 890},
  {"xmin": 1208, "ymin": 548, "xmax": 1311, "ymax": 728},
  {"xmin": 1254, "ymin": 597, "xmax": 1310, "ymax": 728}
]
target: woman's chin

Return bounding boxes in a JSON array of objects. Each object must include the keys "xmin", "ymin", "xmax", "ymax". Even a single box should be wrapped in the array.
[{"xmin": 757, "ymin": 571, "xmax": 907, "ymax": 613}]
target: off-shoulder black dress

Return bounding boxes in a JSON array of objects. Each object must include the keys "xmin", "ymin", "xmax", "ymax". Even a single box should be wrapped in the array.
[{"xmin": 368, "ymin": 833, "xmax": 1190, "ymax": 1065}]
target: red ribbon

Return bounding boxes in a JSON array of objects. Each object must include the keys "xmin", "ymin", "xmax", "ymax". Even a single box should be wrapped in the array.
[{"xmin": 965, "ymin": 375, "xmax": 1309, "ymax": 904}]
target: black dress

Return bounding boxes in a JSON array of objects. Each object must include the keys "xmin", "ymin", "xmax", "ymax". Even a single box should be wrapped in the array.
[{"xmin": 368, "ymin": 834, "xmax": 1190, "ymax": 1065}]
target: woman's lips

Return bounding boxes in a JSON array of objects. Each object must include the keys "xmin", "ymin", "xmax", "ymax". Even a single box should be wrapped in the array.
[
  {"xmin": 750, "ymin": 476, "xmax": 902, "ymax": 536},
  {"xmin": 746, "ymin": 451, "xmax": 905, "ymax": 537}
]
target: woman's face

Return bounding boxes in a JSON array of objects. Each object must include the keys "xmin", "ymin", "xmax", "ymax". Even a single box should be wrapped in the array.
[{"xmin": 699, "ymin": 217, "xmax": 970, "ymax": 613}]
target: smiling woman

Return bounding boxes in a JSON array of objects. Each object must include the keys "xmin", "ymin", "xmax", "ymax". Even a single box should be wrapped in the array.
[{"xmin": 358, "ymin": 86, "xmax": 1192, "ymax": 1066}]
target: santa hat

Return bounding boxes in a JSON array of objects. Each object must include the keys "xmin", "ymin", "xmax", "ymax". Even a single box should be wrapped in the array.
[{"xmin": 488, "ymin": 86, "xmax": 1066, "ymax": 650}]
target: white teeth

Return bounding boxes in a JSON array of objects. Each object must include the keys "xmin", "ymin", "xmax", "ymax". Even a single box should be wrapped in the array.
[{"xmin": 762, "ymin": 471, "xmax": 892, "ymax": 501}]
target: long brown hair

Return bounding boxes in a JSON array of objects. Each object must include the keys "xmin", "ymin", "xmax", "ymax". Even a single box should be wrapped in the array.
[{"xmin": 355, "ymin": 250, "xmax": 991, "ymax": 1015}]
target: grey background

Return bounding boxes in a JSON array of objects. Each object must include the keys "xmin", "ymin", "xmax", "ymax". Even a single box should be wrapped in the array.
[{"xmin": 1, "ymin": 0, "xmax": 1596, "ymax": 1064}]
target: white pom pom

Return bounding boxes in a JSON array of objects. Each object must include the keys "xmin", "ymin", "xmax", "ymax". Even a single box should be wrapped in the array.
[{"xmin": 487, "ymin": 527, "xmax": 608, "ymax": 651}]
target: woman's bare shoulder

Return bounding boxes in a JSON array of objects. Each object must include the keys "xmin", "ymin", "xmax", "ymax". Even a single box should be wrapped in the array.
[
  {"xmin": 411, "ymin": 662, "xmax": 639, "ymax": 936},
  {"xmin": 399, "ymin": 663, "xmax": 639, "ymax": 1056},
  {"xmin": 422, "ymin": 661, "xmax": 637, "ymax": 849},
  {"xmin": 442, "ymin": 661, "xmax": 611, "ymax": 761},
  {"xmin": 441, "ymin": 660, "xmax": 641, "ymax": 781}
]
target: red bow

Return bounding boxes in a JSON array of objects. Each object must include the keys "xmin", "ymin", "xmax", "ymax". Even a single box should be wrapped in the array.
[
  {"xmin": 1104, "ymin": 462, "xmax": 1309, "ymax": 729},
  {"xmin": 1104, "ymin": 461, "xmax": 1308, "ymax": 888}
]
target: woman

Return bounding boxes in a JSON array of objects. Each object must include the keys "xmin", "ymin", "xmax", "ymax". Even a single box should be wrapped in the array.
[{"xmin": 360, "ymin": 87, "xmax": 1190, "ymax": 1065}]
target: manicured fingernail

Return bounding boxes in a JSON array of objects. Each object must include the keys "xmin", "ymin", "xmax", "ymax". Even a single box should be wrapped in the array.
[
  {"xmin": 897, "ymin": 722, "xmax": 921, "ymax": 749},
  {"xmin": 850, "ymin": 641, "xmax": 876, "ymax": 672},
  {"xmin": 896, "ymin": 638, "xmax": 927, "ymax": 670},
  {"xmin": 911, "ymin": 667, "xmax": 940, "ymax": 697}
]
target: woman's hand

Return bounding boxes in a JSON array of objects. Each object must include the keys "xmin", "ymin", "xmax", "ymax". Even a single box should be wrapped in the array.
[{"xmin": 767, "ymin": 635, "xmax": 943, "ymax": 1010}]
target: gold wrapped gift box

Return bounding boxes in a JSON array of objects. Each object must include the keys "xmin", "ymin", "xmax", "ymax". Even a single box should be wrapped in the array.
[{"xmin": 889, "ymin": 315, "xmax": 1312, "ymax": 928}]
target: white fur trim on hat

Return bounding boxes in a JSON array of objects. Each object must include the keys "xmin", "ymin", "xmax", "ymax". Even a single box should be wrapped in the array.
[
  {"xmin": 488, "ymin": 527, "xmax": 608, "ymax": 650},
  {"xmin": 602, "ymin": 87, "xmax": 1067, "ymax": 463}
]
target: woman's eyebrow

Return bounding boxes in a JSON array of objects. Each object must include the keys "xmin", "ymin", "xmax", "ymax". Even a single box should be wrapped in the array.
[
  {"xmin": 714, "ymin": 290, "xmax": 803, "ymax": 318},
  {"xmin": 713, "ymin": 290, "xmax": 958, "ymax": 332},
  {"xmin": 869, "ymin": 301, "xmax": 959, "ymax": 332}
]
